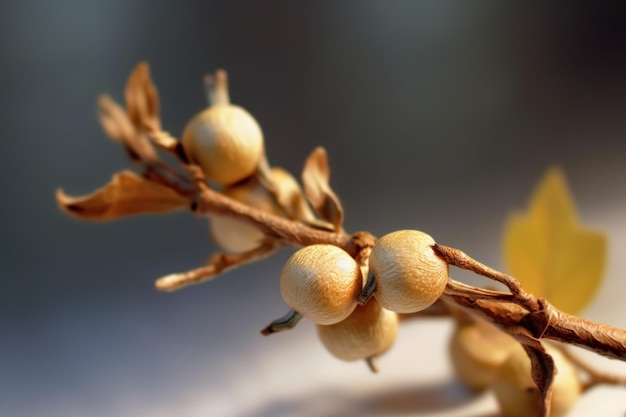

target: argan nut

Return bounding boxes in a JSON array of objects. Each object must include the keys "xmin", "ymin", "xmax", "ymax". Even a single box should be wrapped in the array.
[
  {"xmin": 280, "ymin": 244, "xmax": 362, "ymax": 325},
  {"xmin": 317, "ymin": 297, "xmax": 398, "ymax": 361},
  {"xmin": 369, "ymin": 230, "xmax": 448, "ymax": 313}
]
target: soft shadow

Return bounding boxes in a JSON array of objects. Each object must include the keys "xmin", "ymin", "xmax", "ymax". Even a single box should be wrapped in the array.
[{"xmin": 234, "ymin": 379, "xmax": 498, "ymax": 417}]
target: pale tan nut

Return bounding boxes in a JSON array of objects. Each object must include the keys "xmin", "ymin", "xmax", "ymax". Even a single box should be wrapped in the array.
[
  {"xmin": 209, "ymin": 173, "xmax": 286, "ymax": 253},
  {"xmin": 182, "ymin": 70, "xmax": 264, "ymax": 185},
  {"xmin": 491, "ymin": 343, "xmax": 582, "ymax": 417},
  {"xmin": 317, "ymin": 297, "xmax": 398, "ymax": 362},
  {"xmin": 368, "ymin": 230, "xmax": 449, "ymax": 313},
  {"xmin": 209, "ymin": 167, "xmax": 312, "ymax": 253},
  {"xmin": 449, "ymin": 319, "xmax": 518, "ymax": 391},
  {"xmin": 280, "ymin": 244, "xmax": 363, "ymax": 325}
]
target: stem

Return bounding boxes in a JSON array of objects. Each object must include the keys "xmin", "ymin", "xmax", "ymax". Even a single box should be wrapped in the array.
[
  {"xmin": 204, "ymin": 69, "xmax": 230, "ymax": 106},
  {"xmin": 357, "ymin": 273, "xmax": 377, "ymax": 306},
  {"xmin": 155, "ymin": 240, "xmax": 280, "ymax": 292},
  {"xmin": 261, "ymin": 310, "xmax": 303, "ymax": 335},
  {"xmin": 559, "ymin": 347, "xmax": 626, "ymax": 391},
  {"xmin": 444, "ymin": 280, "xmax": 514, "ymax": 301},
  {"xmin": 434, "ymin": 244, "xmax": 540, "ymax": 312},
  {"xmin": 543, "ymin": 308, "xmax": 626, "ymax": 361},
  {"xmin": 193, "ymin": 182, "xmax": 354, "ymax": 251},
  {"xmin": 443, "ymin": 294, "xmax": 626, "ymax": 361},
  {"xmin": 365, "ymin": 357, "xmax": 379, "ymax": 373}
]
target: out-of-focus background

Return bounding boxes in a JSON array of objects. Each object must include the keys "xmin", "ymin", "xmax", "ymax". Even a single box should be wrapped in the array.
[{"xmin": 2, "ymin": 1, "xmax": 626, "ymax": 416}]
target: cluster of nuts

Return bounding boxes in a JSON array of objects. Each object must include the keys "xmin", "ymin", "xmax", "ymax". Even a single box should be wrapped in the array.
[
  {"xmin": 280, "ymin": 230, "xmax": 449, "ymax": 364},
  {"xmin": 181, "ymin": 70, "xmax": 315, "ymax": 254},
  {"xmin": 177, "ymin": 70, "xmax": 586, "ymax": 415},
  {"xmin": 57, "ymin": 63, "xmax": 625, "ymax": 416},
  {"xmin": 180, "ymin": 77, "xmax": 453, "ymax": 364},
  {"xmin": 449, "ymin": 318, "xmax": 581, "ymax": 417}
]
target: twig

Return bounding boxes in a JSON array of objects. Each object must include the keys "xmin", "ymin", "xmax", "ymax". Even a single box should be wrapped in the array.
[
  {"xmin": 59, "ymin": 63, "xmax": 626, "ymax": 415},
  {"xmin": 156, "ymin": 240, "xmax": 281, "ymax": 292},
  {"xmin": 434, "ymin": 244, "xmax": 540, "ymax": 312},
  {"xmin": 560, "ymin": 347, "xmax": 626, "ymax": 391},
  {"xmin": 444, "ymin": 280, "xmax": 515, "ymax": 301}
]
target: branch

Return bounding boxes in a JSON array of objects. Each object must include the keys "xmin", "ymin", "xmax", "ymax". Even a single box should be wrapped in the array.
[
  {"xmin": 59, "ymin": 62, "xmax": 626, "ymax": 415},
  {"xmin": 155, "ymin": 240, "xmax": 281, "ymax": 291}
]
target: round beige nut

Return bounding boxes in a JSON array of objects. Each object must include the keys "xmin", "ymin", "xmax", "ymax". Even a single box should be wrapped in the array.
[
  {"xmin": 182, "ymin": 104, "xmax": 264, "ymax": 185},
  {"xmin": 209, "ymin": 167, "xmax": 311, "ymax": 253},
  {"xmin": 280, "ymin": 244, "xmax": 363, "ymax": 325},
  {"xmin": 491, "ymin": 343, "xmax": 581, "ymax": 417},
  {"xmin": 317, "ymin": 297, "xmax": 398, "ymax": 361},
  {"xmin": 369, "ymin": 230, "xmax": 448, "ymax": 313},
  {"xmin": 449, "ymin": 319, "xmax": 518, "ymax": 391}
]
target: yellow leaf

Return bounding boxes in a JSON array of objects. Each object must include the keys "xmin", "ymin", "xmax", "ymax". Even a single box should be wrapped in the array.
[{"xmin": 503, "ymin": 167, "xmax": 607, "ymax": 314}]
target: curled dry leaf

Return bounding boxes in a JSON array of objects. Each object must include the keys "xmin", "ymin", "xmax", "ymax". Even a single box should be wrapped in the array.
[
  {"xmin": 98, "ymin": 94, "xmax": 135, "ymax": 143},
  {"xmin": 503, "ymin": 167, "xmax": 607, "ymax": 314},
  {"xmin": 124, "ymin": 61, "xmax": 161, "ymax": 132},
  {"xmin": 255, "ymin": 155, "xmax": 333, "ymax": 230},
  {"xmin": 56, "ymin": 170, "xmax": 188, "ymax": 221},
  {"xmin": 301, "ymin": 147, "xmax": 344, "ymax": 231},
  {"xmin": 508, "ymin": 327, "xmax": 556, "ymax": 417},
  {"xmin": 271, "ymin": 167, "xmax": 333, "ymax": 229},
  {"xmin": 98, "ymin": 94, "xmax": 158, "ymax": 162}
]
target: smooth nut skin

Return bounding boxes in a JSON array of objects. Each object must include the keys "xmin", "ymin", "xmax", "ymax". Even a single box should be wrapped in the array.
[
  {"xmin": 369, "ymin": 230, "xmax": 448, "ymax": 313},
  {"xmin": 491, "ymin": 343, "xmax": 581, "ymax": 417},
  {"xmin": 182, "ymin": 104, "xmax": 264, "ymax": 185},
  {"xmin": 280, "ymin": 245, "xmax": 363, "ymax": 325},
  {"xmin": 209, "ymin": 167, "xmax": 309, "ymax": 253},
  {"xmin": 449, "ymin": 319, "xmax": 518, "ymax": 391},
  {"xmin": 317, "ymin": 297, "xmax": 398, "ymax": 361},
  {"xmin": 209, "ymin": 175, "xmax": 284, "ymax": 253}
]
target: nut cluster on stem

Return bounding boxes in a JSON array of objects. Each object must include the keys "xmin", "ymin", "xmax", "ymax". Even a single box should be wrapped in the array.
[{"xmin": 56, "ymin": 62, "xmax": 626, "ymax": 417}]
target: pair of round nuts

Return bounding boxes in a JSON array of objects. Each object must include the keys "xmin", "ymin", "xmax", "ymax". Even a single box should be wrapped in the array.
[
  {"xmin": 279, "ymin": 230, "xmax": 448, "ymax": 362},
  {"xmin": 449, "ymin": 320, "xmax": 581, "ymax": 417},
  {"xmin": 280, "ymin": 230, "xmax": 449, "ymax": 324}
]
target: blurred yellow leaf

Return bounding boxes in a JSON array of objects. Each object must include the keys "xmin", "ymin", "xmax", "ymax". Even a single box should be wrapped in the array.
[{"xmin": 503, "ymin": 167, "xmax": 607, "ymax": 314}]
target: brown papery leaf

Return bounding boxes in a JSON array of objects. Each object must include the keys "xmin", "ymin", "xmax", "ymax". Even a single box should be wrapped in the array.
[
  {"xmin": 98, "ymin": 95, "xmax": 134, "ymax": 142},
  {"xmin": 124, "ymin": 62, "xmax": 161, "ymax": 132},
  {"xmin": 56, "ymin": 170, "xmax": 188, "ymax": 221},
  {"xmin": 523, "ymin": 344, "xmax": 555, "ymax": 417},
  {"xmin": 98, "ymin": 95, "xmax": 158, "ymax": 162},
  {"xmin": 509, "ymin": 328, "xmax": 555, "ymax": 417},
  {"xmin": 301, "ymin": 147, "xmax": 344, "ymax": 231}
]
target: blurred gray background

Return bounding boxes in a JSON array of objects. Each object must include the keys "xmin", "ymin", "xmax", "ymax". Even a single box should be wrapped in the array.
[{"xmin": 2, "ymin": 1, "xmax": 626, "ymax": 416}]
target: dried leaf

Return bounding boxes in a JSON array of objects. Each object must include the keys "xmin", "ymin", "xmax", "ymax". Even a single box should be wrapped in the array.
[
  {"xmin": 98, "ymin": 95, "xmax": 158, "ymax": 162},
  {"xmin": 508, "ymin": 328, "xmax": 555, "ymax": 417},
  {"xmin": 56, "ymin": 170, "xmax": 188, "ymax": 221},
  {"xmin": 124, "ymin": 62, "xmax": 161, "ymax": 132},
  {"xmin": 503, "ymin": 167, "xmax": 607, "ymax": 314},
  {"xmin": 98, "ymin": 94, "xmax": 135, "ymax": 142},
  {"xmin": 523, "ymin": 344, "xmax": 555, "ymax": 417},
  {"xmin": 255, "ymin": 159, "xmax": 335, "ymax": 231},
  {"xmin": 301, "ymin": 147, "xmax": 344, "ymax": 231}
]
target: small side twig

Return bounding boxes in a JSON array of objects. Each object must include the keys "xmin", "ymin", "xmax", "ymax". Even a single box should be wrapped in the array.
[
  {"xmin": 156, "ymin": 240, "xmax": 281, "ymax": 292},
  {"xmin": 444, "ymin": 280, "xmax": 515, "ymax": 302},
  {"xmin": 559, "ymin": 346, "xmax": 626, "ymax": 391},
  {"xmin": 434, "ymin": 244, "xmax": 540, "ymax": 312}
]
